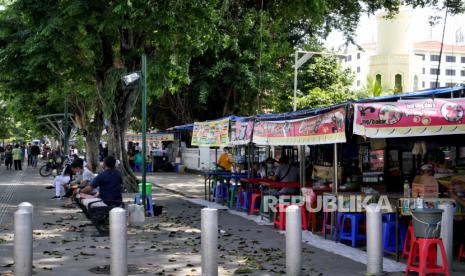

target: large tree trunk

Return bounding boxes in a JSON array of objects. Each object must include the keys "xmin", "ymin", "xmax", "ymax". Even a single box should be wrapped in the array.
[{"xmin": 85, "ymin": 110, "xmax": 104, "ymax": 172}]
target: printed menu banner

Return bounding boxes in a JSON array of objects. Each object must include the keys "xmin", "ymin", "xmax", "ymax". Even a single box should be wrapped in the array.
[
  {"xmin": 192, "ymin": 118, "xmax": 230, "ymax": 146},
  {"xmin": 230, "ymin": 118, "xmax": 254, "ymax": 145},
  {"xmin": 354, "ymin": 98, "xmax": 465, "ymax": 138},
  {"xmin": 252, "ymin": 107, "xmax": 346, "ymax": 145},
  {"xmin": 126, "ymin": 133, "xmax": 174, "ymax": 142}
]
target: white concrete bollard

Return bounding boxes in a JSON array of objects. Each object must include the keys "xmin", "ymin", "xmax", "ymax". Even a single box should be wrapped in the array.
[
  {"xmin": 14, "ymin": 209, "xmax": 33, "ymax": 276},
  {"xmin": 110, "ymin": 208, "xmax": 127, "ymax": 276},
  {"xmin": 438, "ymin": 202, "xmax": 454, "ymax": 269},
  {"xmin": 18, "ymin": 202, "xmax": 34, "ymax": 214},
  {"xmin": 286, "ymin": 205, "xmax": 302, "ymax": 276},
  {"xmin": 366, "ymin": 203, "xmax": 382, "ymax": 275},
  {"xmin": 201, "ymin": 208, "xmax": 218, "ymax": 276}
]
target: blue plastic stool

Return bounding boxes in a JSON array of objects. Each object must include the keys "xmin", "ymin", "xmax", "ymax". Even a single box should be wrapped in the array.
[
  {"xmin": 382, "ymin": 213, "xmax": 396, "ymax": 222},
  {"xmin": 241, "ymin": 190, "xmax": 252, "ymax": 211},
  {"xmin": 134, "ymin": 193, "xmax": 154, "ymax": 216},
  {"xmin": 338, "ymin": 213, "xmax": 367, "ymax": 247},
  {"xmin": 382, "ymin": 220, "xmax": 407, "ymax": 253},
  {"xmin": 235, "ymin": 189, "xmax": 244, "ymax": 209},
  {"xmin": 214, "ymin": 182, "xmax": 228, "ymax": 203}
]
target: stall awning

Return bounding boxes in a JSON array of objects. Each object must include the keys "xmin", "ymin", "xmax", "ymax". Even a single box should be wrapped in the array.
[
  {"xmin": 166, "ymin": 123, "xmax": 193, "ymax": 131},
  {"xmin": 126, "ymin": 133, "xmax": 174, "ymax": 142},
  {"xmin": 253, "ymin": 107, "xmax": 347, "ymax": 146},
  {"xmin": 354, "ymin": 98, "xmax": 465, "ymax": 138},
  {"xmin": 191, "ymin": 118, "xmax": 230, "ymax": 147}
]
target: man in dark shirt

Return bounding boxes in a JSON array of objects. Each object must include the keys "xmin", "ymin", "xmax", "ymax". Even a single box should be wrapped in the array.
[
  {"xmin": 80, "ymin": 156, "xmax": 122, "ymax": 205},
  {"xmin": 30, "ymin": 143, "xmax": 41, "ymax": 167}
]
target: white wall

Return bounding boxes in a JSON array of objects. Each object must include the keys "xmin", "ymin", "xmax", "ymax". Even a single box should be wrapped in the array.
[{"xmin": 180, "ymin": 147, "xmax": 220, "ymax": 171}]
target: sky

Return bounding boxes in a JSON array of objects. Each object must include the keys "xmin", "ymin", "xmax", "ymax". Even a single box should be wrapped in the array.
[{"xmin": 324, "ymin": 6, "xmax": 465, "ymax": 50}]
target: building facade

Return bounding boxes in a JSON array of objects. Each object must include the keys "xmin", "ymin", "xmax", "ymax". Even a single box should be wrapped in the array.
[{"xmin": 343, "ymin": 10, "xmax": 465, "ymax": 92}]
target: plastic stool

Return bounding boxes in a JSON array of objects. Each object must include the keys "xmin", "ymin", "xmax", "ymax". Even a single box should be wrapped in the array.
[
  {"xmin": 459, "ymin": 243, "xmax": 465, "ymax": 261},
  {"xmin": 273, "ymin": 203, "xmax": 290, "ymax": 230},
  {"xmin": 402, "ymin": 224, "xmax": 415, "ymax": 259},
  {"xmin": 405, "ymin": 238, "xmax": 450, "ymax": 276},
  {"xmin": 382, "ymin": 212, "xmax": 396, "ymax": 222},
  {"xmin": 134, "ymin": 194, "xmax": 154, "ymax": 216},
  {"xmin": 382, "ymin": 220, "xmax": 406, "ymax": 253},
  {"xmin": 273, "ymin": 204, "xmax": 307, "ymax": 231},
  {"xmin": 249, "ymin": 193, "xmax": 261, "ymax": 215},
  {"xmin": 235, "ymin": 189, "xmax": 244, "ymax": 210},
  {"xmin": 322, "ymin": 211, "xmax": 343, "ymax": 239},
  {"xmin": 241, "ymin": 190, "xmax": 252, "ymax": 211},
  {"xmin": 338, "ymin": 213, "xmax": 366, "ymax": 247},
  {"xmin": 228, "ymin": 185, "xmax": 238, "ymax": 208}
]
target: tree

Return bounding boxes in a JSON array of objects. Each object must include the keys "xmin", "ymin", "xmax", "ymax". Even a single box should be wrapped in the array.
[
  {"xmin": 293, "ymin": 55, "xmax": 355, "ymax": 109},
  {"xmin": 355, "ymin": 76, "xmax": 393, "ymax": 99}
]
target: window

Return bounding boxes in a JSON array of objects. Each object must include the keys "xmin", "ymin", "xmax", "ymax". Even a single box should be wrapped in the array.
[
  {"xmin": 417, "ymin": 54, "xmax": 425, "ymax": 61},
  {"xmin": 413, "ymin": 75, "xmax": 418, "ymax": 91},
  {"xmin": 430, "ymin": 81, "xmax": 440, "ymax": 88},
  {"xmin": 430, "ymin": 55, "xmax": 440, "ymax": 61},
  {"xmin": 357, "ymin": 80, "xmax": 361, "ymax": 86},
  {"xmin": 375, "ymin": 74, "xmax": 382, "ymax": 86},
  {"xmin": 422, "ymin": 81, "xmax": 425, "ymax": 88},
  {"xmin": 462, "ymin": 57, "xmax": 465, "ymax": 63},
  {"xmin": 445, "ymin": 82, "xmax": 456, "ymax": 87},
  {"xmin": 357, "ymin": 53, "xmax": 360, "ymax": 60},
  {"xmin": 461, "ymin": 70, "xmax": 465, "ymax": 77},
  {"xmin": 357, "ymin": 66, "xmax": 360, "ymax": 73},
  {"xmin": 430, "ymin": 68, "xmax": 440, "ymax": 75},
  {"xmin": 446, "ymin": 56, "xmax": 456, "ymax": 62},
  {"xmin": 422, "ymin": 68, "xmax": 425, "ymax": 74},
  {"xmin": 395, "ymin": 74, "xmax": 403, "ymax": 93},
  {"xmin": 347, "ymin": 55, "xmax": 352, "ymax": 62},
  {"xmin": 446, "ymin": 69, "xmax": 456, "ymax": 76}
]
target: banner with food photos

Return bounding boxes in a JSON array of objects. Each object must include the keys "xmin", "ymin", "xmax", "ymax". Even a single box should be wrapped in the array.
[
  {"xmin": 252, "ymin": 107, "xmax": 346, "ymax": 145},
  {"xmin": 230, "ymin": 118, "xmax": 254, "ymax": 145},
  {"xmin": 191, "ymin": 118, "xmax": 230, "ymax": 147},
  {"xmin": 354, "ymin": 98, "xmax": 465, "ymax": 138},
  {"xmin": 126, "ymin": 133, "xmax": 174, "ymax": 142}
]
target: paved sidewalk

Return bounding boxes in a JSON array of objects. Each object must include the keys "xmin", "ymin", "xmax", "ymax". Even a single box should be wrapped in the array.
[{"xmin": 0, "ymin": 169, "xmax": 462, "ymax": 275}]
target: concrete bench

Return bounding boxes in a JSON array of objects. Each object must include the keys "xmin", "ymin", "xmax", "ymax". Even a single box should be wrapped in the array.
[{"xmin": 78, "ymin": 197, "xmax": 123, "ymax": 236}]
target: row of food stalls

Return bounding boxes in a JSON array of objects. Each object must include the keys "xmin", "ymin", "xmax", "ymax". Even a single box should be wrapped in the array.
[{"xmin": 167, "ymin": 86, "xmax": 465, "ymax": 217}]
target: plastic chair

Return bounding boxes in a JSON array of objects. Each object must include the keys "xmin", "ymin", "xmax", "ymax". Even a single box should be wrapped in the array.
[
  {"xmin": 134, "ymin": 193, "xmax": 154, "ymax": 216},
  {"xmin": 405, "ymin": 238, "xmax": 450, "ymax": 276},
  {"xmin": 402, "ymin": 223, "xmax": 414, "ymax": 259},
  {"xmin": 273, "ymin": 203, "xmax": 307, "ymax": 231},
  {"xmin": 249, "ymin": 193, "xmax": 261, "ymax": 215},
  {"xmin": 235, "ymin": 188, "xmax": 244, "ymax": 210},
  {"xmin": 459, "ymin": 243, "xmax": 465, "ymax": 261},
  {"xmin": 228, "ymin": 185, "xmax": 238, "ymax": 209},
  {"xmin": 338, "ymin": 213, "xmax": 366, "ymax": 247}
]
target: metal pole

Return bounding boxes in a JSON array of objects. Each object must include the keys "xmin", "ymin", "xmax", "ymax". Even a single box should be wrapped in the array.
[
  {"xmin": 286, "ymin": 205, "xmax": 302, "ymax": 276},
  {"xmin": 438, "ymin": 202, "xmax": 454, "ymax": 269},
  {"xmin": 18, "ymin": 202, "xmax": 33, "ymax": 214},
  {"xmin": 14, "ymin": 209, "xmax": 32, "ymax": 276},
  {"xmin": 201, "ymin": 208, "xmax": 218, "ymax": 276},
  {"xmin": 330, "ymin": 143, "xmax": 338, "ymax": 238},
  {"xmin": 141, "ymin": 54, "xmax": 148, "ymax": 211},
  {"xmin": 293, "ymin": 51, "xmax": 298, "ymax": 112},
  {"xmin": 110, "ymin": 208, "xmax": 127, "ymax": 276},
  {"xmin": 366, "ymin": 203, "xmax": 382, "ymax": 275},
  {"xmin": 64, "ymin": 99, "xmax": 69, "ymax": 156}
]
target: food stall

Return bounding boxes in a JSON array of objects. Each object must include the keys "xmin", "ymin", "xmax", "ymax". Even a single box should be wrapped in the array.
[{"xmin": 126, "ymin": 132, "xmax": 175, "ymax": 172}]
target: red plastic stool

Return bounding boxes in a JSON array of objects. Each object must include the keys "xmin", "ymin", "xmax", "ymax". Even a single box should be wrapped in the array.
[
  {"xmin": 273, "ymin": 204, "xmax": 307, "ymax": 231},
  {"xmin": 459, "ymin": 243, "xmax": 465, "ymax": 261},
  {"xmin": 405, "ymin": 238, "xmax": 450, "ymax": 276},
  {"xmin": 273, "ymin": 203, "xmax": 290, "ymax": 230},
  {"xmin": 249, "ymin": 193, "xmax": 262, "ymax": 215},
  {"xmin": 402, "ymin": 224, "xmax": 415, "ymax": 259}
]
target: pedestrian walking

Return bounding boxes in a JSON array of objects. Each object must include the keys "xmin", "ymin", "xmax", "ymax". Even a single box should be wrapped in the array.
[
  {"xmin": 4, "ymin": 146, "xmax": 13, "ymax": 170},
  {"xmin": 31, "ymin": 142, "xmax": 40, "ymax": 167},
  {"xmin": 27, "ymin": 143, "xmax": 32, "ymax": 166},
  {"xmin": 12, "ymin": 144, "xmax": 22, "ymax": 171}
]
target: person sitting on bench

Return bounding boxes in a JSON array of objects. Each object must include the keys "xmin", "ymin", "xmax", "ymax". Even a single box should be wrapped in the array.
[
  {"xmin": 63, "ymin": 159, "xmax": 95, "ymax": 207},
  {"xmin": 79, "ymin": 156, "xmax": 122, "ymax": 207}
]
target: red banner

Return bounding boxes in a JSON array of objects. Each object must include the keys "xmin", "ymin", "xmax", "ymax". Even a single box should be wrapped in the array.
[
  {"xmin": 252, "ymin": 107, "xmax": 346, "ymax": 145},
  {"xmin": 354, "ymin": 98, "xmax": 465, "ymax": 138}
]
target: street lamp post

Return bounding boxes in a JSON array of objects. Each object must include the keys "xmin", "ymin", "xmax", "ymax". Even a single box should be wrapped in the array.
[{"xmin": 141, "ymin": 54, "xmax": 148, "ymax": 212}]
